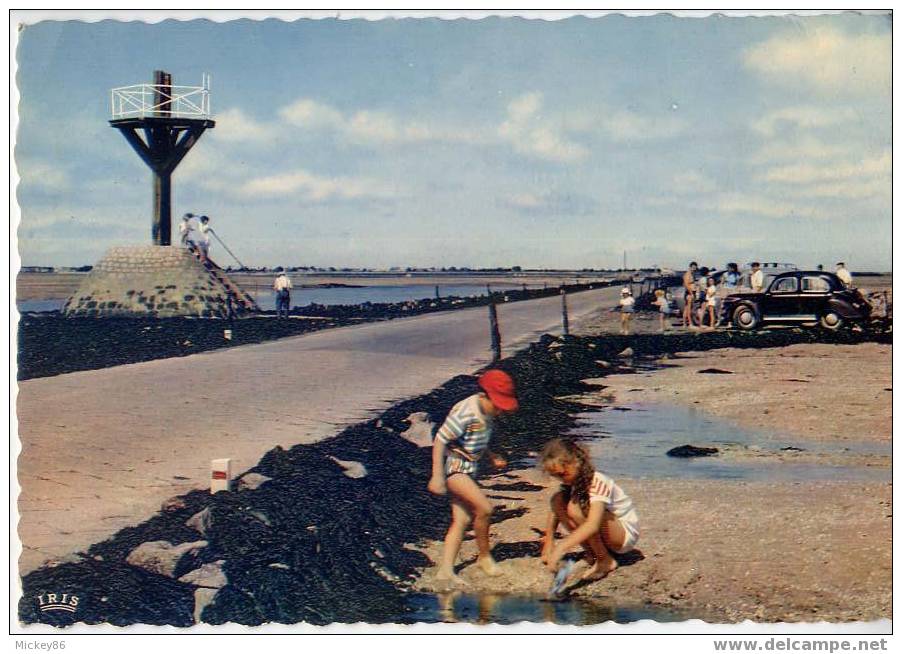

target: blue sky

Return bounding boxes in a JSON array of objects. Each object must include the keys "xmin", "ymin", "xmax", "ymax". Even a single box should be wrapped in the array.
[{"xmin": 14, "ymin": 13, "xmax": 891, "ymax": 270}]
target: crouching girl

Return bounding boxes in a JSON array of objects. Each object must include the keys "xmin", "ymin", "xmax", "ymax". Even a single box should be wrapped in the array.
[{"xmin": 539, "ymin": 438, "xmax": 640, "ymax": 581}]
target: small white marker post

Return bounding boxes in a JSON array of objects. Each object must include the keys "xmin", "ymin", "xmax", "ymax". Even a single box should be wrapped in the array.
[{"xmin": 211, "ymin": 458, "xmax": 232, "ymax": 493}]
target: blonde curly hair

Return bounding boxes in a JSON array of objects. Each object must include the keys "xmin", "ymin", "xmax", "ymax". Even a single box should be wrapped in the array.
[{"xmin": 539, "ymin": 438, "xmax": 596, "ymax": 515}]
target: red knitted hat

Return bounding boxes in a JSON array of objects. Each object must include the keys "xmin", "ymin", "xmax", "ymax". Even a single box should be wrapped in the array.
[{"xmin": 478, "ymin": 369, "xmax": 518, "ymax": 412}]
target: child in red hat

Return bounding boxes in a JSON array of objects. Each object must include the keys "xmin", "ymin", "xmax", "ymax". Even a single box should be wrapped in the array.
[{"xmin": 427, "ymin": 369, "xmax": 519, "ymax": 585}]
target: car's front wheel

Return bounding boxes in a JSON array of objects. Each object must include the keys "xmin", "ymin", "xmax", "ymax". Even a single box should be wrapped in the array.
[
  {"xmin": 732, "ymin": 305, "xmax": 759, "ymax": 330},
  {"xmin": 819, "ymin": 311, "xmax": 845, "ymax": 330}
]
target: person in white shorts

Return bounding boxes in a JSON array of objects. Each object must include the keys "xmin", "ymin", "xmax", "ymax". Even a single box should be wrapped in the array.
[
  {"xmin": 540, "ymin": 438, "xmax": 640, "ymax": 582},
  {"xmin": 705, "ymin": 276, "xmax": 718, "ymax": 328}
]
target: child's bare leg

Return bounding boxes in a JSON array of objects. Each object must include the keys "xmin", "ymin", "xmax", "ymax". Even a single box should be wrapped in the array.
[
  {"xmin": 566, "ymin": 501, "xmax": 619, "ymax": 580},
  {"xmin": 435, "ymin": 495, "xmax": 472, "ymax": 583},
  {"xmin": 551, "ymin": 492, "xmax": 595, "ymax": 563},
  {"xmin": 447, "ymin": 473, "xmax": 501, "ymax": 576}
]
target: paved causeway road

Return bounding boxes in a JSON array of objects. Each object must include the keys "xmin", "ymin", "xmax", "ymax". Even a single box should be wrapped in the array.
[{"xmin": 16, "ymin": 286, "xmax": 618, "ymax": 573}]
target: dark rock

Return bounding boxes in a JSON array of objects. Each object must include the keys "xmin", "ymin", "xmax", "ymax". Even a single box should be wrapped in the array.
[
  {"xmin": 698, "ymin": 368, "xmax": 733, "ymax": 374},
  {"xmin": 666, "ymin": 445, "xmax": 719, "ymax": 458},
  {"xmin": 161, "ymin": 496, "xmax": 187, "ymax": 512}
]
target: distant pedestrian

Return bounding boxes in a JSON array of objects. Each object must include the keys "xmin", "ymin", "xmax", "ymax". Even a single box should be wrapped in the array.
[
  {"xmin": 682, "ymin": 262, "xmax": 698, "ymax": 328},
  {"xmin": 618, "ymin": 287, "xmax": 635, "ymax": 335},
  {"xmin": 273, "ymin": 271, "xmax": 292, "ymax": 319},
  {"xmin": 197, "ymin": 215, "xmax": 212, "ymax": 261},
  {"xmin": 653, "ymin": 289, "xmax": 669, "ymax": 332},
  {"xmin": 695, "ymin": 267, "xmax": 710, "ymax": 326},
  {"xmin": 722, "ymin": 262, "xmax": 740, "ymax": 288},
  {"xmin": 835, "ymin": 262, "xmax": 853, "ymax": 288},
  {"xmin": 750, "ymin": 262, "xmax": 764, "ymax": 293},
  {"xmin": 816, "ymin": 264, "xmax": 824, "ymax": 272},
  {"xmin": 705, "ymin": 277, "xmax": 718, "ymax": 328},
  {"xmin": 179, "ymin": 213, "xmax": 195, "ymax": 249}
]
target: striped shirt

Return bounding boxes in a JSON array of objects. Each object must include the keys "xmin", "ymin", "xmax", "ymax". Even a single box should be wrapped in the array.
[
  {"xmin": 436, "ymin": 393, "xmax": 493, "ymax": 475},
  {"xmin": 588, "ymin": 471, "xmax": 635, "ymax": 520}
]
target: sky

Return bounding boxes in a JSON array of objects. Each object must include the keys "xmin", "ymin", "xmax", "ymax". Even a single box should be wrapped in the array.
[{"xmin": 13, "ymin": 12, "xmax": 892, "ymax": 270}]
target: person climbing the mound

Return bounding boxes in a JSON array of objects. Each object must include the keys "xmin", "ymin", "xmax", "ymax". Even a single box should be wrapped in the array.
[
  {"xmin": 540, "ymin": 438, "xmax": 640, "ymax": 582},
  {"xmin": 427, "ymin": 369, "xmax": 519, "ymax": 585}
]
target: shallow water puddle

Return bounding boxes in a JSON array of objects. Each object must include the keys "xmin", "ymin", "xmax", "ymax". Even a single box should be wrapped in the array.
[
  {"xmin": 404, "ymin": 592, "xmax": 682, "ymax": 625},
  {"xmin": 568, "ymin": 402, "xmax": 889, "ymax": 483}
]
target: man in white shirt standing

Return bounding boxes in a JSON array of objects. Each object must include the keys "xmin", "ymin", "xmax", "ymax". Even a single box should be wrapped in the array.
[
  {"xmin": 273, "ymin": 270, "xmax": 293, "ymax": 319},
  {"xmin": 750, "ymin": 261, "xmax": 765, "ymax": 293},
  {"xmin": 197, "ymin": 215, "xmax": 212, "ymax": 261},
  {"xmin": 179, "ymin": 213, "xmax": 195, "ymax": 249},
  {"xmin": 835, "ymin": 262, "xmax": 853, "ymax": 288}
]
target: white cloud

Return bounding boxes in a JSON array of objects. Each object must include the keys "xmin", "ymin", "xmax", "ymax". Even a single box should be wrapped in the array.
[
  {"xmin": 236, "ymin": 168, "xmax": 401, "ymax": 202},
  {"xmin": 279, "ymin": 99, "xmax": 344, "ymax": 130},
  {"xmin": 713, "ymin": 191, "xmax": 819, "ymax": 219},
  {"xmin": 601, "ymin": 110, "xmax": 684, "ymax": 142},
  {"xmin": 671, "ymin": 171, "xmax": 717, "ymax": 194},
  {"xmin": 504, "ymin": 192, "xmax": 543, "ymax": 210},
  {"xmin": 752, "ymin": 105, "xmax": 857, "ymax": 136},
  {"xmin": 211, "ymin": 107, "xmax": 279, "ymax": 143},
  {"xmin": 757, "ymin": 151, "xmax": 890, "ymax": 185},
  {"xmin": 499, "ymin": 92, "xmax": 589, "ymax": 163},
  {"xmin": 16, "ymin": 159, "xmax": 71, "ymax": 192},
  {"xmin": 743, "ymin": 26, "xmax": 890, "ymax": 96},
  {"xmin": 749, "ymin": 135, "xmax": 851, "ymax": 164},
  {"xmin": 279, "ymin": 98, "xmax": 480, "ymax": 147},
  {"xmin": 794, "ymin": 177, "xmax": 889, "ymax": 201}
]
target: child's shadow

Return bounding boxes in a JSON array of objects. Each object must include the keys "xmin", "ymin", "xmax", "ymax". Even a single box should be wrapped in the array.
[
  {"xmin": 562, "ymin": 549, "xmax": 646, "ymax": 595},
  {"xmin": 454, "ymin": 540, "xmax": 541, "ymax": 573}
]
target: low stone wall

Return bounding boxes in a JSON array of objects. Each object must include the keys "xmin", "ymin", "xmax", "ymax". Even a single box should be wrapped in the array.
[{"xmin": 64, "ymin": 246, "xmax": 252, "ymax": 318}]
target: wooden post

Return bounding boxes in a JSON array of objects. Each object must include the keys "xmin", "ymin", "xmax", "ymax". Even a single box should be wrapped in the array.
[
  {"xmin": 561, "ymin": 289, "xmax": 570, "ymax": 336},
  {"xmin": 488, "ymin": 301, "xmax": 502, "ymax": 362},
  {"xmin": 435, "ymin": 285, "xmax": 440, "ymax": 299},
  {"xmin": 152, "ymin": 172, "xmax": 172, "ymax": 246}
]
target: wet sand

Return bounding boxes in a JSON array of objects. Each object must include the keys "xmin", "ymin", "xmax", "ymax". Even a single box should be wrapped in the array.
[
  {"xmin": 413, "ymin": 342, "xmax": 892, "ymax": 623},
  {"xmin": 597, "ymin": 342, "xmax": 891, "ymax": 443},
  {"xmin": 415, "ymin": 471, "xmax": 891, "ymax": 623}
]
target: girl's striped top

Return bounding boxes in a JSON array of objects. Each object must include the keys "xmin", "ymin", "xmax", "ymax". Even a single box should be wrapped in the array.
[
  {"xmin": 588, "ymin": 470, "xmax": 635, "ymax": 519},
  {"xmin": 436, "ymin": 393, "xmax": 493, "ymax": 475}
]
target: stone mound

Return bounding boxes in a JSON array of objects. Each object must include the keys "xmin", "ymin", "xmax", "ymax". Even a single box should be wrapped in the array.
[{"xmin": 63, "ymin": 246, "xmax": 257, "ymax": 318}]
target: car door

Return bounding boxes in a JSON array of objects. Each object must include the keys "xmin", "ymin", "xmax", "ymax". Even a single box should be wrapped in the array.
[
  {"xmin": 799, "ymin": 274, "xmax": 831, "ymax": 320},
  {"xmin": 761, "ymin": 275, "xmax": 800, "ymax": 321}
]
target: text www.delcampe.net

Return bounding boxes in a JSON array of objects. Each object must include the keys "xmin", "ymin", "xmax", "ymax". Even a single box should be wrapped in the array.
[{"xmin": 714, "ymin": 639, "xmax": 889, "ymax": 652}]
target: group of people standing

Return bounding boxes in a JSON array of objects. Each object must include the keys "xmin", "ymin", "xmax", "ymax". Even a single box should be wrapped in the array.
[
  {"xmin": 680, "ymin": 261, "xmax": 737, "ymax": 329},
  {"xmin": 179, "ymin": 213, "xmax": 213, "ymax": 261},
  {"xmin": 615, "ymin": 260, "xmax": 855, "ymax": 333}
]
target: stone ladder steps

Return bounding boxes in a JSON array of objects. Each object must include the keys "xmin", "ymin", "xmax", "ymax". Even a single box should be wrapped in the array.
[{"xmin": 193, "ymin": 251, "xmax": 259, "ymax": 313}]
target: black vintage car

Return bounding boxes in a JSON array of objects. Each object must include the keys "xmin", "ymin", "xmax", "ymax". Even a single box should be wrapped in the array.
[{"xmin": 720, "ymin": 271, "xmax": 872, "ymax": 330}]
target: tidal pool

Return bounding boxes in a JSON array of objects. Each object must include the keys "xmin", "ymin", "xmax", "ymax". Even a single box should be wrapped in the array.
[
  {"xmin": 567, "ymin": 402, "xmax": 889, "ymax": 483},
  {"xmin": 404, "ymin": 592, "xmax": 683, "ymax": 625}
]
